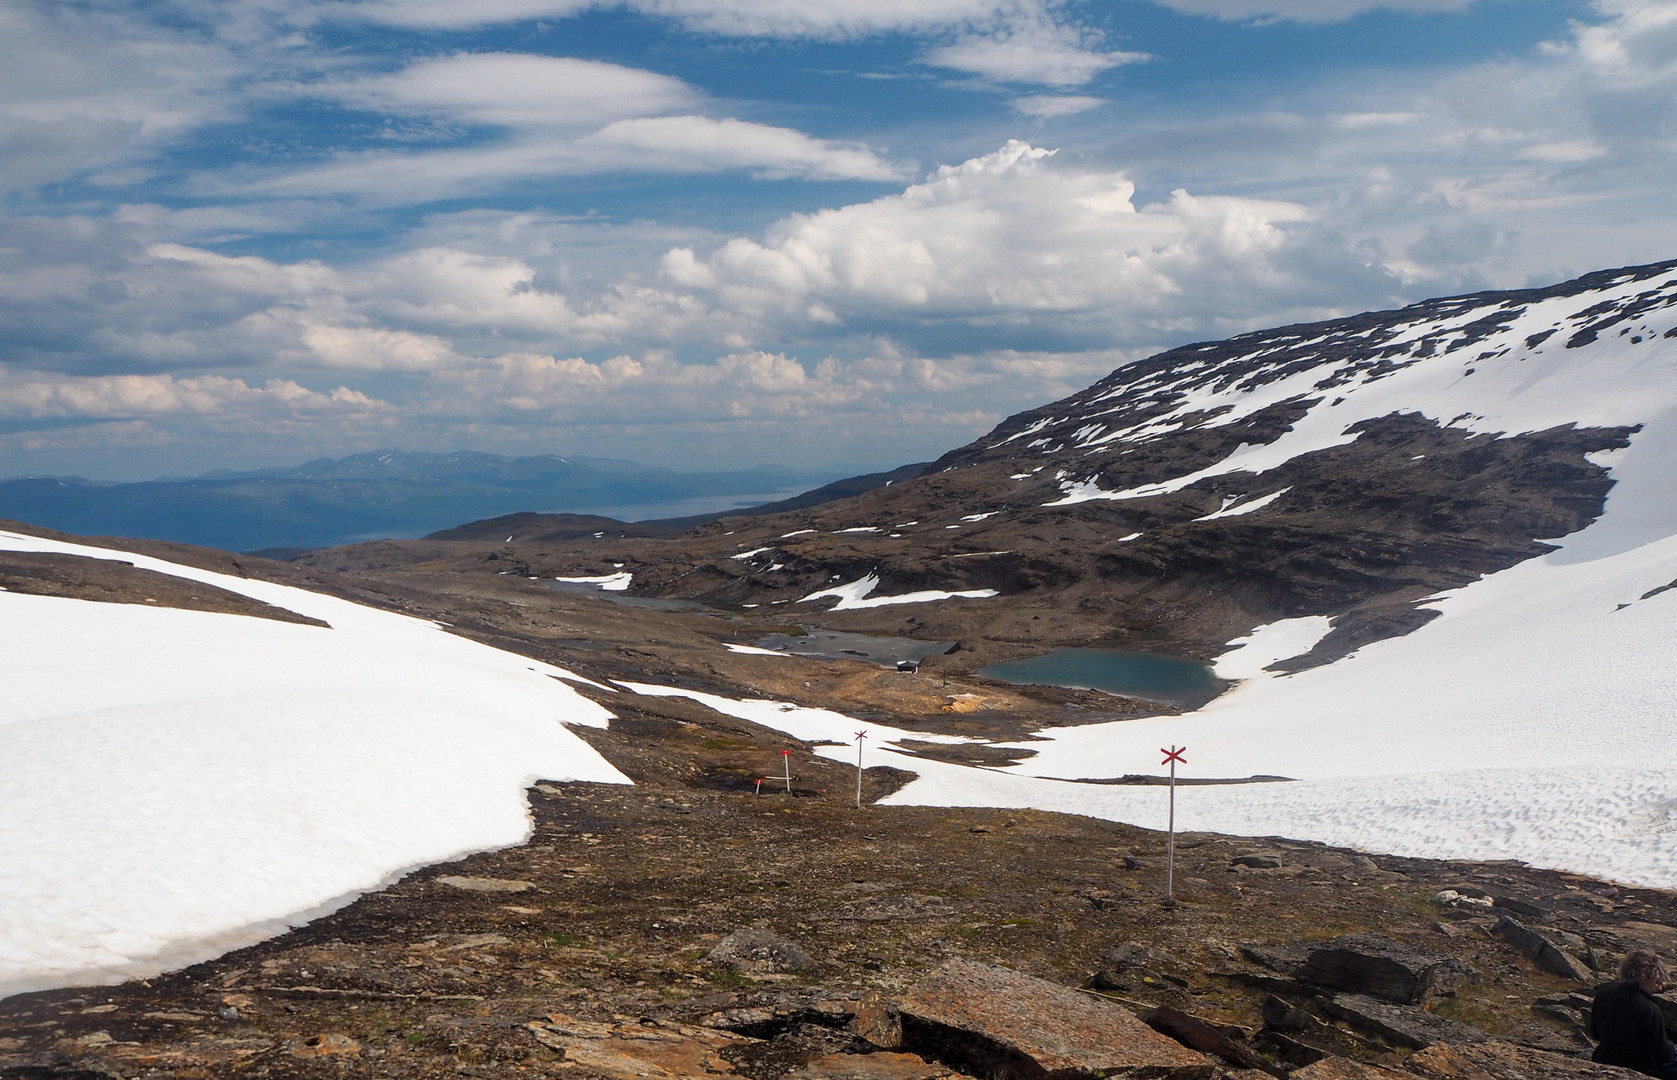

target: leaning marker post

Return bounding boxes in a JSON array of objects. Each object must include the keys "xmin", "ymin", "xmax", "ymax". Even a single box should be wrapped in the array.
[
  {"xmin": 854, "ymin": 730, "xmax": 868, "ymax": 808},
  {"xmin": 1161, "ymin": 745, "xmax": 1187, "ymax": 904},
  {"xmin": 782, "ymin": 749, "xmax": 793, "ymax": 794}
]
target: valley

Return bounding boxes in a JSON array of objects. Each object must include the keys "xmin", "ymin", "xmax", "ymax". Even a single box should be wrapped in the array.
[{"xmin": 6, "ymin": 259, "xmax": 1677, "ymax": 1080}]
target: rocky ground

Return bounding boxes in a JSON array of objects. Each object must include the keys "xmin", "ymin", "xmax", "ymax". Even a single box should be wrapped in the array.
[{"xmin": 5, "ymin": 675, "xmax": 1677, "ymax": 1080}]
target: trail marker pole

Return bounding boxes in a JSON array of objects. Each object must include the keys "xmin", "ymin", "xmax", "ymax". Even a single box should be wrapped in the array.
[
  {"xmin": 782, "ymin": 749, "xmax": 792, "ymax": 794},
  {"xmin": 854, "ymin": 730, "xmax": 868, "ymax": 808},
  {"xmin": 1161, "ymin": 745, "xmax": 1187, "ymax": 904},
  {"xmin": 754, "ymin": 778, "xmax": 764, "ymax": 796}
]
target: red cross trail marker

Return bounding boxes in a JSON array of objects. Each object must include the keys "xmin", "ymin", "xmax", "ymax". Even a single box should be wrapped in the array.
[
  {"xmin": 854, "ymin": 730, "xmax": 868, "ymax": 809},
  {"xmin": 1162, "ymin": 745, "xmax": 1187, "ymax": 904},
  {"xmin": 782, "ymin": 749, "xmax": 793, "ymax": 793}
]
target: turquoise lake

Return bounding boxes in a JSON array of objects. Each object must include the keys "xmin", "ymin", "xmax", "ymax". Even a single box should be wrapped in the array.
[{"xmin": 979, "ymin": 648, "xmax": 1226, "ymax": 707}]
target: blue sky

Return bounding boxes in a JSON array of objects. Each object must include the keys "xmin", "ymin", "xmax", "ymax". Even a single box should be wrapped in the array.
[{"xmin": 3, "ymin": 0, "xmax": 1674, "ymax": 480}]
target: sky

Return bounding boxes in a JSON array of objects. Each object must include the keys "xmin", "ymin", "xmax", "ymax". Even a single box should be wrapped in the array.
[{"xmin": 3, "ymin": 0, "xmax": 1676, "ymax": 480}]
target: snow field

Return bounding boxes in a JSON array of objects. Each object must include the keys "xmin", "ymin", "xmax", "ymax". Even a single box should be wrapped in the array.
[
  {"xmin": 0, "ymin": 531, "xmax": 629, "ymax": 1000},
  {"xmin": 798, "ymin": 572, "xmax": 999, "ymax": 610}
]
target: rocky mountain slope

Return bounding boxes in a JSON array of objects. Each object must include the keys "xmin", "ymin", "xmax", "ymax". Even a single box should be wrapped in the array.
[{"xmin": 310, "ymin": 258, "xmax": 1677, "ymax": 675}]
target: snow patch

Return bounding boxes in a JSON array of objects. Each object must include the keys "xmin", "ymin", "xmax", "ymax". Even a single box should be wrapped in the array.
[
  {"xmin": 0, "ymin": 530, "xmax": 628, "ymax": 1001},
  {"xmin": 1212, "ymin": 616, "xmax": 1334, "ymax": 680},
  {"xmin": 1195, "ymin": 487, "xmax": 1292, "ymax": 521},
  {"xmin": 797, "ymin": 573, "xmax": 999, "ymax": 611},
  {"xmin": 553, "ymin": 572, "xmax": 632, "ymax": 591}
]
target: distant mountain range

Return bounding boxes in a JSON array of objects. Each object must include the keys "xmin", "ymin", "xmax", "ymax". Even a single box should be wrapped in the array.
[{"xmin": 0, "ymin": 450, "xmax": 849, "ymax": 554}]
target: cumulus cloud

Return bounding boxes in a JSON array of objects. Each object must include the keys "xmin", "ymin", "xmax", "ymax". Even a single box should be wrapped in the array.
[
  {"xmin": 657, "ymin": 141, "xmax": 1398, "ymax": 344},
  {"xmin": 0, "ymin": 370, "xmax": 384, "ymax": 420}
]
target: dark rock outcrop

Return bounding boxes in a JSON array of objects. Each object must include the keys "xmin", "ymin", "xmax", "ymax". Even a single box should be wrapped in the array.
[
  {"xmin": 1300, "ymin": 934, "xmax": 1471, "ymax": 1004},
  {"xmin": 1492, "ymin": 917, "xmax": 1588, "ymax": 981},
  {"xmin": 1321, "ymin": 994, "xmax": 1492, "ymax": 1049}
]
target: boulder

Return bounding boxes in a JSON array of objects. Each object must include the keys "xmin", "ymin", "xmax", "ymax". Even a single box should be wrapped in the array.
[
  {"xmin": 1491, "ymin": 897, "xmax": 1549, "ymax": 919},
  {"xmin": 1491, "ymin": 917, "xmax": 1588, "ymax": 981},
  {"xmin": 1300, "ymin": 934, "xmax": 1470, "ymax": 1004},
  {"xmin": 854, "ymin": 990, "xmax": 905, "ymax": 1050},
  {"xmin": 1145, "ymin": 1006, "xmax": 1285, "ymax": 1076},
  {"xmin": 526, "ymin": 1014, "xmax": 746, "ymax": 1079},
  {"xmin": 784, "ymin": 1051, "xmax": 957, "ymax": 1080},
  {"xmin": 1292, "ymin": 1057, "xmax": 1407, "ymax": 1080},
  {"xmin": 1402, "ymin": 1040, "xmax": 1644, "ymax": 1080},
  {"xmin": 1260, "ymin": 995, "xmax": 1327, "ymax": 1036},
  {"xmin": 705, "ymin": 928, "xmax": 814, "ymax": 974},
  {"xmin": 1321, "ymin": 994, "xmax": 1491, "ymax": 1049},
  {"xmin": 1093, "ymin": 943, "xmax": 1190, "ymax": 995},
  {"xmin": 1232, "ymin": 855, "xmax": 1283, "ymax": 870},
  {"xmin": 1241, "ymin": 943, "xmax": 1314, "ymax": 977},
  {"xmin": 897, "ymin": 958, "xmax": 1213, "ymax": 1079}
]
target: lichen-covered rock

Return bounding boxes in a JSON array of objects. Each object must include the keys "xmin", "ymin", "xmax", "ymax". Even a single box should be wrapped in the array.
[
  {"xmin": 1322, "ymin": 994, "xmax": 1491, "ymax": 1049},
  {"xmin": 1292, "ymin": 1056, "xmax": 1407, "ymax": 1080},
  {"xmin": 784, "ymin": 1050, "xmax": 957, "ymax": 1080},
  {"xmin": 897, "ymin": 958, "xmax": 1213, "ymax": 1080},
  {"xmin": 705, "ymin": 927, "xmax": 815, "ymax": 974},
  {"xmin": 1402, "ymin": 1040, "xmax": 1642, "ymax": 1080},
  {"xmin": 526, "ymin": 1014, "xmax": 747, "ymax": 1079}
]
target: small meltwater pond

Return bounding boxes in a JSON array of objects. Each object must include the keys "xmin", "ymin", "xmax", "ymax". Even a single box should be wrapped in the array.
[{"xmin": 980, "ymin": 647, "xmax": 1228, "ymax": 708}]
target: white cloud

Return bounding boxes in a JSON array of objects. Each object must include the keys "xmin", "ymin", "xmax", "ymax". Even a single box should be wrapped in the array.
[
  {"xmin": 0, "ymin": 370, "xmax": 383, "ymax": 420},
  {"xmin": 579, "ymin": 115, "xmax": 904, "ymax": 180},
  {"xmin": 923, "ymin": 19, "xmax": 1146, "ymax": 85},
  {"xmin": 1148, "ymin": 0, "xmax": 1478, "ymax": 23},
  {"xmin": 0, "ymin": 3, "xmax": 247, "ymax": 195},
  {"xmin": 342, "ymin": 0, "xmax": 1046, "ymax": 36},
  {"xmin": 1012, "ymin": 94, "xmax": 1106, "ymax": 117},
  {"xmin": 656, "ymin": 141, "xmax": 1393, "ymax": 337},
  {"xmin": 337, "ymin": 0, "xmax": 1131, "ymax": 89},
  {"xmin": 239, "ymin": 52, "xmax": 902, "ymax": 198},
  {"xmin": 332, "ymin": 53, "xmax": 696, "ymax": 129}
]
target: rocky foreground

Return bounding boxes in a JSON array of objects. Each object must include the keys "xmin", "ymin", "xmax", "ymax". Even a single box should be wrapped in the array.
[{"xmin": 4, "ymin": 683, "xmax": 1677, "ymax": 1080}]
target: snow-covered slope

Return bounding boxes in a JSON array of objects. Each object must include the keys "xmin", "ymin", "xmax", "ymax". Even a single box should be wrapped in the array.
[{"xmin": 0, "ymin": 530, "xmax": 629, "ymax": 1000}]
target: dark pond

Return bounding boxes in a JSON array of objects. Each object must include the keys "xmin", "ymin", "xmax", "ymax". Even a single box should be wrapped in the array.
[
  {"xmin": 754, "ymin": 630, "xmax": 953, "ymax": 668},
  {"xmin": 979, "ymin": 648, "xmax": 1227, "ymax": 708}
]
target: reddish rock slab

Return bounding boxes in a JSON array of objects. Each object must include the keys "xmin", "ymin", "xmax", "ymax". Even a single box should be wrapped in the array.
[
  {"xmin": 1292, "ymin": 1058, "xmax": 1407, "ymax": 1080},
  {"xmin": 897, "ymin": 958, "xmax": 1213, "ymax": 1080},
  {"xmin": 1403, "ymin": 1041, "xmax": 1643, "ymax": 1080},
  {"xmin": 784, "ymin": 1050, "xmax": 959, "ymax": 1080}
]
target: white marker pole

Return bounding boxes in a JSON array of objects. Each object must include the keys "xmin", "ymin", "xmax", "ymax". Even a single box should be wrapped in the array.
[
  {"xmin": 782, "ymin": 749, "xmax": 792, "ymax": 794},
  {"xmin": 854, "ymin": 730, "xmax": 868, "ymax": 808},
  {"xmin": 1161, "ymin": 746, "xmax": 1186, "ymax": 904}
]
